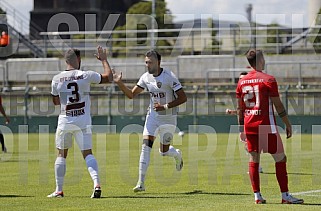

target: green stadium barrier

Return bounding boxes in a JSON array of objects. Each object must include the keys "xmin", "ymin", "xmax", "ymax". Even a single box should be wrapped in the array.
[{"xmin": 0, "ymin": 115, "xmax": 320, "ymax": 134}]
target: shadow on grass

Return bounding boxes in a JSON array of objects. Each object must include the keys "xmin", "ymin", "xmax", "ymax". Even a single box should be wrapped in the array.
[
  {"xmin": 105, "ymin": 195, "xmax": 172, "ymax": 199},
  {"xmin": 0, "ymin": 194, "xmax": 33, "ymax": 198},
  {"xmin": 182, "ymin": 190, "xmax": 250, "ymax": 196},
  {"xmin": 301, "ymin": 203, "xmax": 321, "ymax": 206}
]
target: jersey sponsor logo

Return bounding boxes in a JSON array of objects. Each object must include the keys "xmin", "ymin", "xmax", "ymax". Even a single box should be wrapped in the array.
[
  {"xmin": 150, "ymin": 92, "xmax": 166, "ymax": 98},
  {"xmin": 157, "ymin": 81, "xmax": 162, "ymax": 88}
]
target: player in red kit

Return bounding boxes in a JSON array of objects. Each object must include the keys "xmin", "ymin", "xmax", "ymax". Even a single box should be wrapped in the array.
[{"xmin": 236, "ymin": 49, "xmax": 304, "ymax": 204}]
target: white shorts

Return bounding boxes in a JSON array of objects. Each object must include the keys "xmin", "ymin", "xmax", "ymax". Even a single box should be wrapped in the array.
[
  {"xmin": 143, "ymin": 115, "xmax": 177, "ymax": 145},
  {"xmin": 55, "ymin": 125, "xmax": 92, "ymax": 151}
]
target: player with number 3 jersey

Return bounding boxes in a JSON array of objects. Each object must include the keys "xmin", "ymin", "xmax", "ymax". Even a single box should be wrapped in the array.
[{"xmin": 48, "ymin": 46, "xmax": 113, "ymax": 198}]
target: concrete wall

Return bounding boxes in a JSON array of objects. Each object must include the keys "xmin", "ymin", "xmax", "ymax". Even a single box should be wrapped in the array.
[{"xmin": 2, "ymin": 54, "xmax": 321, "ymax": 82}]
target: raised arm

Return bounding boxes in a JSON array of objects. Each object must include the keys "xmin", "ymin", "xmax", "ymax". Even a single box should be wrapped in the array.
[
  {"xmin": 271, "ymin": 96, "xmax": 292, "ymax": 139},
  {"xmin": 113, "ymin": 71, "xmax": 143, "ymax": 99},
  {"xmin": 95, "ymin": 46, "xmax": 113, "ymax": 83}
]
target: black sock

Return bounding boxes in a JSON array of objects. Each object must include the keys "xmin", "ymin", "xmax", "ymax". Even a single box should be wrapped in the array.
[{"xmin": 0, "ymin": 133, "xmax": 5, "ymax": 151}]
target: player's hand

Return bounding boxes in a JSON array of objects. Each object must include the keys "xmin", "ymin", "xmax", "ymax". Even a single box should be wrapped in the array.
[
  {"xmin": 5, "ymin": 117, "xmax": 9, "ymax": 124},
  {"xmin": 239, "ymin": 132, "xmax": 246, "ymax": 143},
  {"xmin": 95, "ymin": 46, "xmax": 107, "ymax": 61},
  {"xmin": 112, "ymin": 69, "xmax": 122, "ymax": 83},
  {"xmin": 226, "ymin": 108, "xmax": 237, "ymax": 115},
  {"xmin": 285, "ymin": 125, "xmax": 292, "ymax": 139},
  {"xmin": 153, "ymin": 101, "xmax": 166, "ymax": 111}
]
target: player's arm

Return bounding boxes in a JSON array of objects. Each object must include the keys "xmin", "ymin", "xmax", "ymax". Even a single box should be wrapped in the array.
[
  {"xmin": 52, "ymin": 95, "xmax": 60, "ymax": 105},
  {"xmin": 155, "ymin": 89, "xmax": 187, "ymax": 111},
  {"xmin": 226, "ymin": 109, "xmax": 237, "ymax": 115},
  {"xmin": 95, "ymin": 46, "xmax": 113, "ymax": 83},
  {"xmin": 113, "ymin": 71, "xmax": 143, "ymax": 99},
  {"xmin": 237, "ymin": 97, "xmax": 246, "ymax": 142},
  {"xmin": 0, "ymin": 102, "xmax": 9, "ymax": 124},
  {"xmin": 271, "ymin": 96, "xmax": 292, "ymax": 139}
]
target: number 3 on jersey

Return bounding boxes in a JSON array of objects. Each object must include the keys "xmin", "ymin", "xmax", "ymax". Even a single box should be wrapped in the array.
[
  {"xmin": 242, "ymin": 85, "xmax": 260, "ymax": 108},
  {"xmin": 67, "ymin": 82, "xmax": 80, "ymax": 103}
]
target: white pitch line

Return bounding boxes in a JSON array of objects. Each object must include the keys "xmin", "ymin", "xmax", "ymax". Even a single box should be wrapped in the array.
[{"xmin": 292, "ymin": 190, "xmax": 321, "ymax": 196}]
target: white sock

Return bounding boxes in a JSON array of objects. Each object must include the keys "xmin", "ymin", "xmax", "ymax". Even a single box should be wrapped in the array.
[
  {"xmin": 55, "ymin": 157, "xmax": 66, "ymax": 192},
  {"xmin": 138, "ymin": 145, "xmax": 151, "ymax": 184},
  {"xmin": 85, "ymin": 154, "xmax": 100, "ymax": 188},
  {"xmin": 254, "ymin": 192, "xmax": 262, "ymax": 200},
  {"xmin": 282, "ymin": 192, "xmax": 289, "ymax": 199},
  {"xmin": 160, "ymin": 146, "xmax": 179, "ymax": 158}
]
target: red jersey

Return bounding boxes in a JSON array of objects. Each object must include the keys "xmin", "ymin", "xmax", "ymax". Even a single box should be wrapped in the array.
[{"xmin": 236, "ymin": 70, "xmax": 279, "ymax": 134}]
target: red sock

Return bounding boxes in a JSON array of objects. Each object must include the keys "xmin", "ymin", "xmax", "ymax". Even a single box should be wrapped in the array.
[
  {"xmin": 275, "ymin": 162, "xmax": 288, "ymax": 192},
  {"xmin": 249, "ymin": 162, "xmax": 260, "ymax": 192}
]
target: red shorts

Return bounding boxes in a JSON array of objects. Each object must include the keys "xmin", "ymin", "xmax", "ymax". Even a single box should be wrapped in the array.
[{"xmin": 246, "ymin": 133, "xmax": 284, "ymax": 154}]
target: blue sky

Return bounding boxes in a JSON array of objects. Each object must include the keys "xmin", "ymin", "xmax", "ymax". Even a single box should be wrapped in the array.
[{"xmin": 11, "ymin": 0, "xmax": 310, "ymax": 28}]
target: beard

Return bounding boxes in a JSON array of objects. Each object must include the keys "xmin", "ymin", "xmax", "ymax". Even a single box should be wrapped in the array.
[{"xmin": 147, "ymin": 67, "xmax": 157, "ymax": 74}]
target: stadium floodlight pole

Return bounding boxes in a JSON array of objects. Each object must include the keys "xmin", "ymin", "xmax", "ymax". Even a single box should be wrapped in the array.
[{"xmin": 151, "ymin": 0, "xmax": 155, "ymax": 49}]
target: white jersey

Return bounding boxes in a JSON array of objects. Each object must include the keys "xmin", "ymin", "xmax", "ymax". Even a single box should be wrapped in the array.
[
  {"xmin": 51, "ymin": 70, "xmax": 101, "ymax": 130},
  {"xmin": 137, "ymin": 68, "xmax": 182, "ymax": 117}
]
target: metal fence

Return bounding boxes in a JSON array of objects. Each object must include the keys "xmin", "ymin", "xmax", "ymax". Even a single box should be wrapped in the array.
[{"xmin": 35, "ymin": 26, "xmax": 321, "ymax": 58}]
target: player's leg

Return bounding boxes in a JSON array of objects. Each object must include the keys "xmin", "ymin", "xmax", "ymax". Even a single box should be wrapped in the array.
[
  {"xmin": 76, "ymin": 128, "xmax": 101, "ymax": 198},
  {"xmin": 0, "ymin": 133, "xmax": 6, "ymax": 152},
  {"xmin": 158, "ymin": 118, "xmax": 183, "ymax": 171},
  {"xmin": 133, "ymin": 115, "xmax": 157, "ymax": 192},
  {"xmin": 270, "ymin": 134, "xmax": 303, "ymax": 204},
  {"xmin": 48, "ymin": 129, "xmax": 71, "ymax": 198},
  {"xmin": 244, "ymin": 141, "xmax": 263, "ymax": 173},
  {"xmin": 133, "ymin": 136, "xmax": 155, "ymax": 192},
  {"xmin": 246, "ymin": 134, "xmax": 265, "ymax": 204}
]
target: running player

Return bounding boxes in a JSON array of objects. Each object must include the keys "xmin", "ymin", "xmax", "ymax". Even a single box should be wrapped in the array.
[{"xmin": 113, "ymin": 50, "xmax": 187, "ymax": 192}]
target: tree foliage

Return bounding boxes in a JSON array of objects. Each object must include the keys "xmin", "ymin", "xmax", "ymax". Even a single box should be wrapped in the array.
[{"xmin": 112, "ymin": 0, "xmax": 175, "ymax": 56}]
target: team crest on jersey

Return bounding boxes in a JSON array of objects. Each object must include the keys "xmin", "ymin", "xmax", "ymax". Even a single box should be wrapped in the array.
[{"xmin": 157, "ymin": 81, "xmax": 162, "ymax": 88}]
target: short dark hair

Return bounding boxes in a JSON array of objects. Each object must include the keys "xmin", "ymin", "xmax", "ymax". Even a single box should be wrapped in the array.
[
  {"xmin": 145, "ymin": 49, "xmax": 161, "ymax": 61},
  {"xmin": 246, "ymin": 49, "xmax": 263, "ymax": 68},
  {"xmin": 65, "ymin": 49, "xmax": 80, "ymax": 67}
]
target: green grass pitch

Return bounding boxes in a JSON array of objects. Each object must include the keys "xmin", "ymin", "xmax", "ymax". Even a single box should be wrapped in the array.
[{"xmin": 1, "ymin": 133, "xmax": 321, "ymax": 210}]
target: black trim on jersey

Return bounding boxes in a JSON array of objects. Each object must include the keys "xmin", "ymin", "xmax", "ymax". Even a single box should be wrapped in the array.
[
  {"xmin": 174, "ymin": 87, "xmax": 183, "ymax": 93},
  {"xmin": 66, "ymin": 102, "xmax": 85, "ymax": 110},
  {"xmin": 154, "ymin": 68, "xmax": 164, "ymax": 77},
  {"xmin": 99, "ymin": 74, "xmax": 103, "ymax": 84},
  {"xmin": 137, "ymin": 84, "xmax": 145, "ymax": 90}
]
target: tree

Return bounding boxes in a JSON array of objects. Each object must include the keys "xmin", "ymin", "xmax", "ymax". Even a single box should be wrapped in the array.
[
  {"xmin": 266, "ymin": 23, "xmax": 283, "ymax": 44},
  {"xmin": 112, "ymin": 0, "xmax": 176, "ymax": 56}
]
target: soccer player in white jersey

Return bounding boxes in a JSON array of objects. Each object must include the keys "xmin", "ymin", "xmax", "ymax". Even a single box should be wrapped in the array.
[
  {"xmin": 48, "ymin": 46, "xmax": 113, "ymax": 198},
  {"xmin": 113, "ymin": 50, "xmax": 187, "ymax": 192}
]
